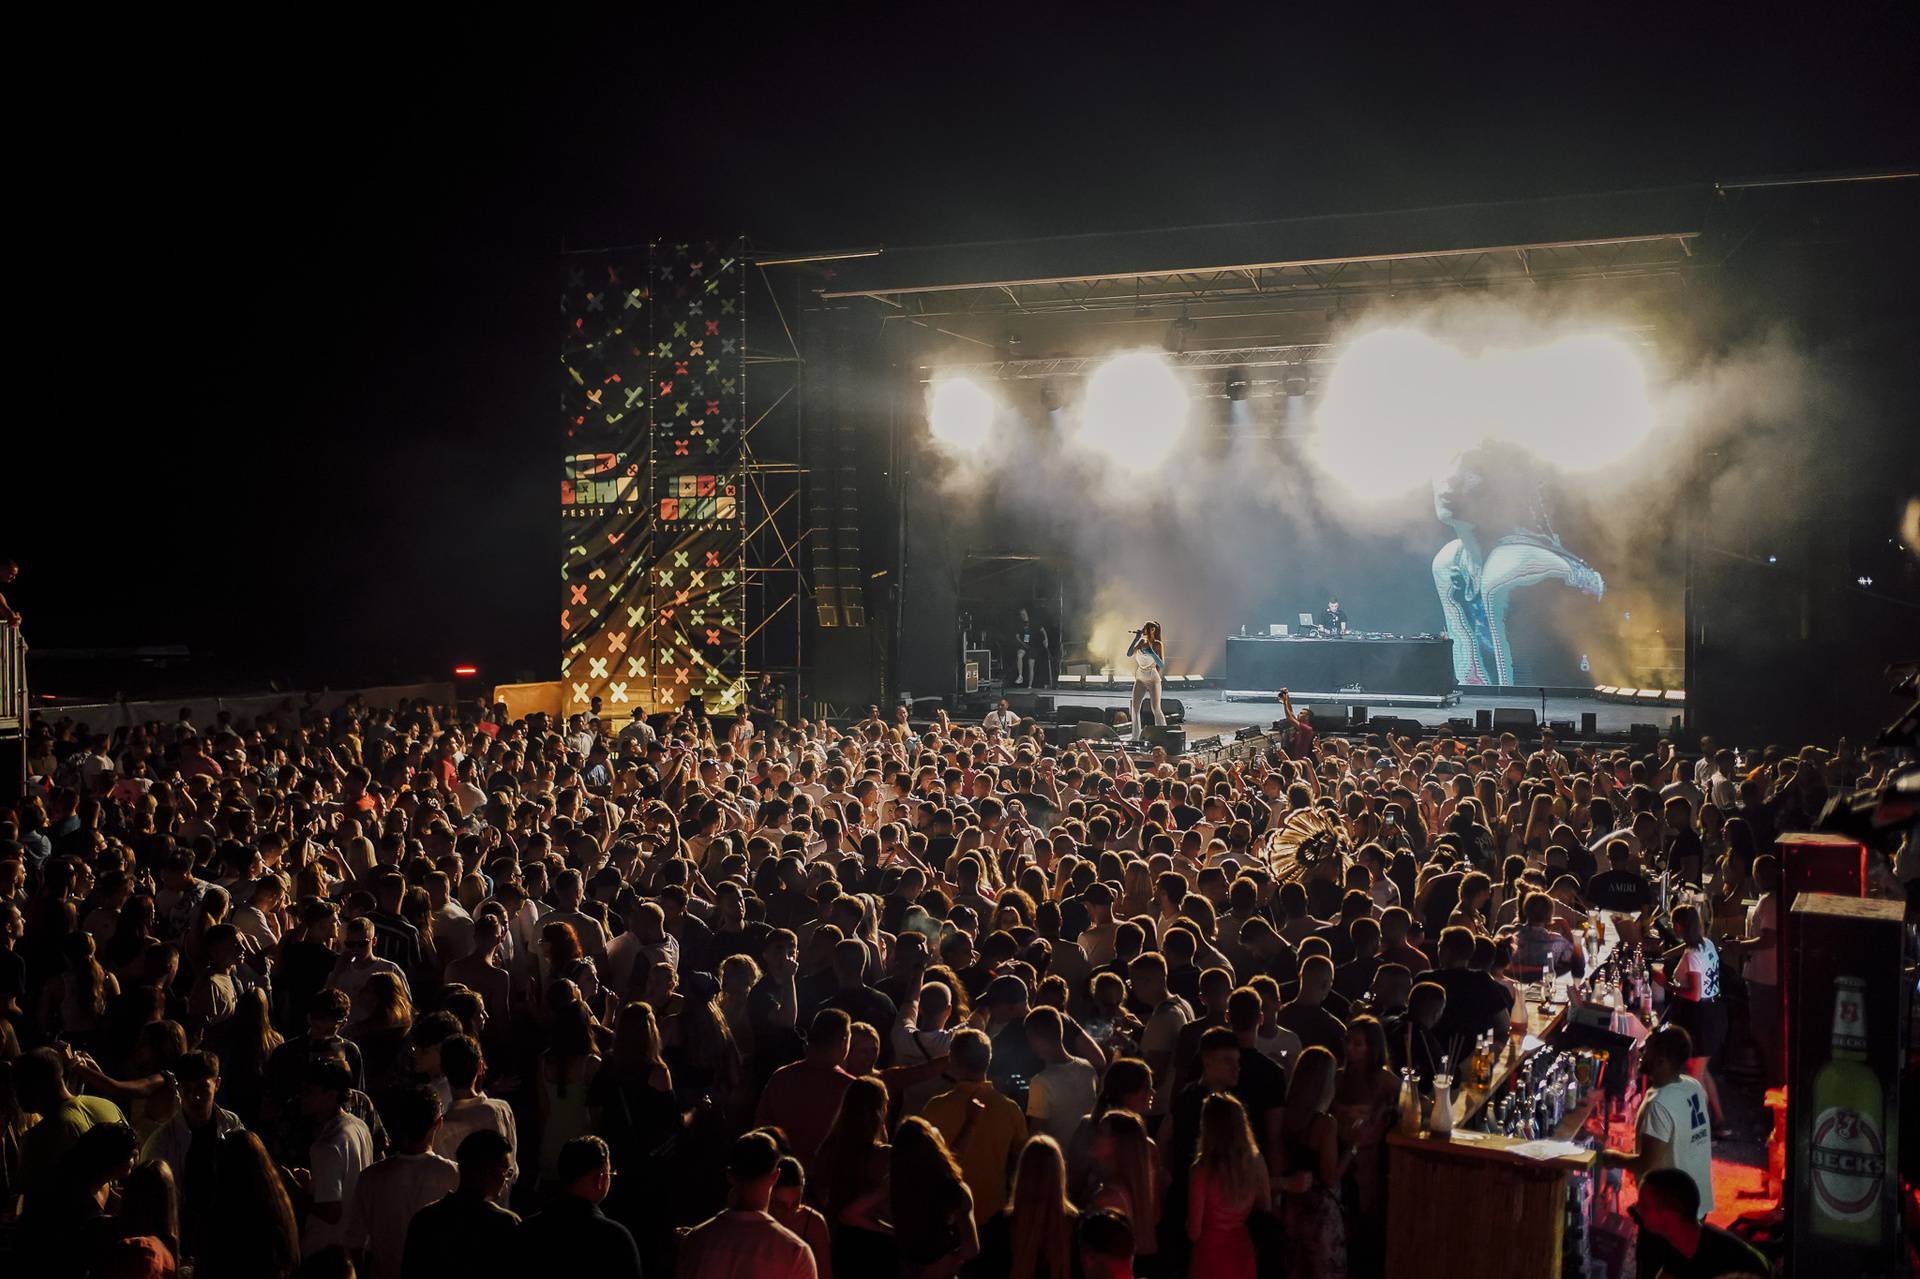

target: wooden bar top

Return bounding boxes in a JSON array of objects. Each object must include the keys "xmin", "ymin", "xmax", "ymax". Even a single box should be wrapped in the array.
[{"xmin": 1387, "ymin": 1126, "xmax": 1597, "ymax": 1172}]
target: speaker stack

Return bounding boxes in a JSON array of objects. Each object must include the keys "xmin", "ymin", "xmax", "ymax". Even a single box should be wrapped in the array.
[
  {"xmin": 1143, "ymin": 725, "xmax": 1188, "ymax": 753},
  {"xmin": 1491, "ymin": 707, "xmax": 1538, "ymax": 736}
]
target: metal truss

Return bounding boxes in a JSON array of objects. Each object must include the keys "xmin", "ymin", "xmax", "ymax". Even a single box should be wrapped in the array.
[
  {"xmin": 827, "ymin": 233, "xmax": 1699, "ymax": 323},
  {"xmin": 918, "ymin": 343, "xmax": 1337, "ymax": 379},
  {"xmin": 740, "ymin": 264, "xmax": 811, "ymax": 702}
]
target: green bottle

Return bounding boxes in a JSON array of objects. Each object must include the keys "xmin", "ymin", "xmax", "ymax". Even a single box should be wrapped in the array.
[{"xmin": 1809, "ymin": 976, "xmax": 1886, "ymax": 1243}]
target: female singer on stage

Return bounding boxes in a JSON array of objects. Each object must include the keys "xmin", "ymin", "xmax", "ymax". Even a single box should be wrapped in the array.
[{"xmin": 1126, "ymin": 620, "xmax": 1165, "ymax": 742}]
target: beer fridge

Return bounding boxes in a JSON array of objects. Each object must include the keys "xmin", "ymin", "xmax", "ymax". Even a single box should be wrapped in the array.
[{"xmin": 1786, "ymin": 892, "xmax": 1905, "ymax": 1276}]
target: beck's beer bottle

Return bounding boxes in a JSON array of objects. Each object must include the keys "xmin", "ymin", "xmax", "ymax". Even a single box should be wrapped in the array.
[{"xmin": 1809, "ymin": 975, "xmax": 1886, "ymax": 1242}]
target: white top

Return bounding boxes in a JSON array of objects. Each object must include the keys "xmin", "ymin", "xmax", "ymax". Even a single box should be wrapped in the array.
[
  {"xmin": 1140, "ymin": 996, "xmax": 1193, "ymax": 1116},
  {"xmin": 433, "ymin": 1095, "xmax": 520, "ymax": 1204},
  {"xmin": 1673, "ymin": 940, "xmax": 1722, "ymax": 1002},
  {"xmin": 1028, "ymin": 1057, "xmax": 1100, "ymax": 1144},
  {"xmin": 326, "ymin": 954, "xmax": 409, "ymax": 1007},
  {"xmin": 347, "ymin": 1149, "xmax": 459, "ymax": 1278},
  {"xmin": 1133, "ymin": 645, "xmax": 1160, "ymax": 676},
  {"xmin": 303, "ymin": 1110, "xmax": 375, "ymax": 1257},
  {"xmin": 1635, "ymin": 1076, "xmax": 1714, "ymax": 1219},
  {"xmin": 1744, "ymin": 895, "xmax": 1778, "ymax": 986}
]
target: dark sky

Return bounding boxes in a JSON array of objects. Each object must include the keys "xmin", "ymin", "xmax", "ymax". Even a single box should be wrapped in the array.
[{"xmin": 13, "ymin": 8, "xmax": 1918, "ymax": 695}]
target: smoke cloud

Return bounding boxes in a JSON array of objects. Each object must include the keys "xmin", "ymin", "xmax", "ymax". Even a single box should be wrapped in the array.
[{"xmin": 923, "ymin": 286, "xmax": 1822, "ymax": 687}]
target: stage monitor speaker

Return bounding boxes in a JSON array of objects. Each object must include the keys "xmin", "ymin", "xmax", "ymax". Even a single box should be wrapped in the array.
[
  {"xmin": 1159, "ymin": 697, "xmax": 1185, "ymax": 726},
  {"xmin": 1005, "ymin": 692, "xmax": 1054, "ymax": 716},
  {"xmin": 1629, "ymin": 723, "xmax": 1660, "ymax": 745},
  {"xmin": 1053, "ymin": 704, "xmax": 1102, "ymax": 724},
  {"xmin": 1473, "ymin": 709, "xmax": 1492, "ymax": 732},
  {"xmin": 1044, "ymin": 723, "xmax": 1079, "ymax": 747},
  {"xmin": 1548, "ymin": 720, "xmax": 1575, "ymax": 736},
  {"xmin": 1580, "ymin": 711, "xmax": 1598, "ymax": 736},
  {"xmin": 1143, "ymin": 726, "xmax": 1187, "ymax": 754},
  {"xmin": 1075, "ymin": 721, "xmax": 1119, "ymax": 742},
  {"xmin": 1348, "ymin": 705, "xmax": 1369, "ymax": 726},
  {"xmin": 1447, "ymin": 717, "xmax": 1475, "ymax": 734},
  {"xmin": 1304, "ymin": 703, "xmax": 1346, "ymax": 728},
  {"xmin": 911, "ymin": 697, "xmax": 946, "ymax": 719},
  {"xmin": 1491, "ymin": 707, "xmax": 1537, "ymax": 735}
]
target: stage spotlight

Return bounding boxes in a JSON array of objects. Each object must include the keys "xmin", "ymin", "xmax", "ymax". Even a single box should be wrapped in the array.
[
  {"xmin": 1225, "ymin": 367, "xmax": 1250, "ymax": 401},
  {"xmin": 1478, "ymin": 333, "xmax": 1654, "ymax": 471},
  {"xmin": 1077, "ymin": 351, "xmax": 1189, "ymax": 472},
  {"xmin": 1309, "ymin": 327, "xmax": 1472, "ymax": 498},
  {"xmin": 1283, "ymin": 370, "xmax": 1310, "ymax": 398},
  {"xmin": 927, "ymin": 376, "xmax": 996, "ymax": 453}
]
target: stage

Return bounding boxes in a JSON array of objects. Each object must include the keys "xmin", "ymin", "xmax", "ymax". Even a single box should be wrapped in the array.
[{"xmin": 1055, "ymin": 687, "xmax": 1672, "ymax": 739}]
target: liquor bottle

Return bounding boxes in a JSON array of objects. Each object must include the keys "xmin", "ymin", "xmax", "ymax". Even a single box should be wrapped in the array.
[
  {"xmin": 1809, "ymin": 976, "xmax": 1887, "ymax": 1244},
  {"xmin": 1470, "ymin": 1033, "xmax": 1492, "ymax": 1090}
]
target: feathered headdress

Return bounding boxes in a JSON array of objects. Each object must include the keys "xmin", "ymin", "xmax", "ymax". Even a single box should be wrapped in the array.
[{"xmin": 1264, "ymin": 807, "xmax": 1351, "ymax": 885}]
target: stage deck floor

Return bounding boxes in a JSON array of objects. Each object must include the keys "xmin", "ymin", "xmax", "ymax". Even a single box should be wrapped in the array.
[{"xmin": 1061, "ymin": 688, "xmax": 1675, "ymax": 739}]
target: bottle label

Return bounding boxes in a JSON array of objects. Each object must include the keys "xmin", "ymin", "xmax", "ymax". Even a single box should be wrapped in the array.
[
  {"xmin": 1811, "ymin": 1105, "xmax": 1886, "ymax": 1222},
  {"xmin": 1832, "ymin": 986, "xmax": 1867, "ymax": 1054}
]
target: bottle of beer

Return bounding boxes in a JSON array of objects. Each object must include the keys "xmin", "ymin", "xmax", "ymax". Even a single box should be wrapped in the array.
[{"xmin": 1809, "ymin": 975, "xmax": 1886, "ymax": 1243}]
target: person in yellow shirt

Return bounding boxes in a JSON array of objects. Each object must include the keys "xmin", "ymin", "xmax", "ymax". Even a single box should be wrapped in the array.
[{"xmin": 919, "ymin": 1028, "xmax": 1027, "ymax": 1223}]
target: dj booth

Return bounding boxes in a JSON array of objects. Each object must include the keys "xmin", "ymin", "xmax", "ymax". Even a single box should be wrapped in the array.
[{"xmin": 1224, "ymin": 635, "xmax": 1455, "ymax": 696}]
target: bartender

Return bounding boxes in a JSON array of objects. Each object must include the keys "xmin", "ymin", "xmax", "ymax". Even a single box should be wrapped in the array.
[{"xmin": 1322, "ymin": 596, "xmax": 1351, "ymax": 635}]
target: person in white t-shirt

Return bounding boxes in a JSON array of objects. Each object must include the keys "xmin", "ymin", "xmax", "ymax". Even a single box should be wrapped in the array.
[
  {"xmin": 1025, "ymin": 1007, "xmax": 1099, "ymax": 1143},
  {"xmin": 326, "ymin": 917, "xmax": 409, "ymax": 1008},
  {"xmin": 432, "ymin": 1034, "xmax": 519, "ymax": 1205},
  {"xmin": 1602, "ymin": 1024, "xmax": 1715, "ymax": 1230},
  {"xmin": 346, "ymin": 1084, "xmax": 459, "ymax": 1278},
  {"xmin": 1129, "ymin": 953, "xmax": 1191, "ymax": 1118},
  {"xmin": 293, "ymin": 1055, "xmax": 375, "ymax": 1258},
  {"xmin": 1729, "ymin": 855, "xmax": 1781, "ymax": 1088},
  {"xmin": 983, "ymin": 699, "xmax": 1020, "ymax": 736}
]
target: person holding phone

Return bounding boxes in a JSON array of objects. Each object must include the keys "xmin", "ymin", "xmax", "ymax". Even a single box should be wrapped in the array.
[{"xmin": 1125, "ymin": 622, "xmax": 1165, "ymax": 743}]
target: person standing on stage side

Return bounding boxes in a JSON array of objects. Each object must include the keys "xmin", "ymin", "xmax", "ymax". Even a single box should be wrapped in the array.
[
  {"xmin": 1321, "ymin": 597, "xmax": 1350, "ymax": 636},
  {"xmin": 1126, "ymin": 621, "xmax": 1165, "ymax": 743}
]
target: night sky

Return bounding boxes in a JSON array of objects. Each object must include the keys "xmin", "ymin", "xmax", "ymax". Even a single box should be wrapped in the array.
[{"xmin": 12, "ymin": 9, "xmax": 1917, "ymax": 696}]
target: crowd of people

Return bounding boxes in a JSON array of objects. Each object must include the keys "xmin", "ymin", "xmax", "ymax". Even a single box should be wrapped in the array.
[{"xmin": 0, "ymin": 685, "xmax": 1899, "ymax": 1278}]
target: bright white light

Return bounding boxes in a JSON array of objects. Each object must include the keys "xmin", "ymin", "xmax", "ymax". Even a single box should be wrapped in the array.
[
  {"xmin": 927, "ymin": 377, "xmax": 996, "ymax": 453},
  {"xmin": 1478, "ymin": 334, "xmax": 1655, "ymax": 471},
  {"xmin": 1077, "ymin": 351, "xmax": 1188, "ymax": 472},
  {"xmin": 1309, "ymin": 328, "xmax": 1475, "ymax": 498},
  {"xmin": 1308, "ymin": 325, "xmax": 1659, "ymax": 499}
]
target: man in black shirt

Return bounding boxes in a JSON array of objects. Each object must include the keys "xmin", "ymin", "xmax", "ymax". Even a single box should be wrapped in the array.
[
  {"xmin": 1661, "ymin": 795, "xmax": 1706, "ymax": 887},
  {"xmin": 403, "ymin": 1130, "xmax": 520, "ymax": 1279},
  {"xmin": 1585, "ymin": 840, "xmax": 1655, "ymax": 914},
  {"xmin": 823, "ymin": 938, "xmax": 898, "ymax": 1064},
  {"xmin": 1275, "ymin": 955, "xmax": 1348, "ymax": 1066},
  {"xmin": 516, "ymin": 1136, "xmax": 642, "ymax": 1277},
  {"xmin": 1631, "ymin": 1167, "xmax": 1769, "ymax": 1279},
  {"xmin": 1386, "ymin": 981, "xmax": 1447, "ymax": 1086},
  {"xmin": 1417, "ymin": 926, "xmax": 1513, "ymax": 1050},
  {"xmin": 985, "ymin": 976, "xmax": 1044, "ymax": 1108},
  {"xmin": 1227, "ymin": 988, "xmax": 1288, "ymax": 1161},
  {"xmin": 1312, "ymin": 890, "xmax": 1372, "ymax": 966}
]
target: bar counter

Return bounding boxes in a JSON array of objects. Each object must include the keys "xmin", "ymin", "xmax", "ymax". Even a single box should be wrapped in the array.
[{"xmin": 1383, "ymin": 921, "xmax": 1644, "ymax": 1279}]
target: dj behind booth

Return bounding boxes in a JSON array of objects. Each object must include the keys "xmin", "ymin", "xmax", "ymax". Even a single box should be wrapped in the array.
[{"xmin": 1224, "ymin": 597, "xmax": 1454, "ymax": 696}]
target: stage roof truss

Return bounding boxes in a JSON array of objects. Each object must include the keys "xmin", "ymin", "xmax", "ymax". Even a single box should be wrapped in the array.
[{"xmin": 848, "ymin": 232, "xmax": 1698, "ymax": 324}]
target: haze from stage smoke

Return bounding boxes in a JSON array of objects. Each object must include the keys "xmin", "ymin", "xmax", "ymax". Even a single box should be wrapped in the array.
[{"xmin": 923, "ymin": 287, "xmax": 1824, "ymax": 683}]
